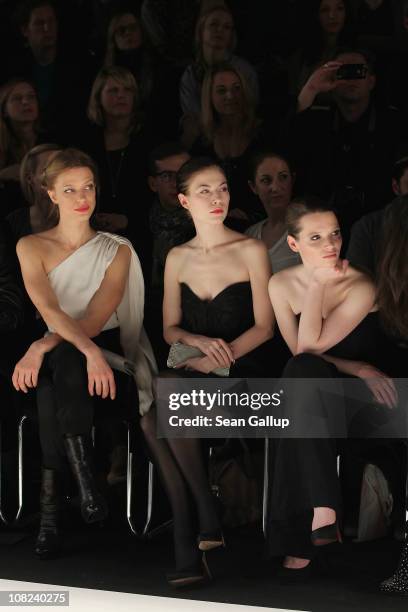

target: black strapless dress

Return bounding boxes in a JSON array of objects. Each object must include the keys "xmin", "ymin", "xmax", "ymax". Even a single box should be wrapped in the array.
[{"xmin": 179, "ymin": 281, "xmax": 280, "ymax": 377}]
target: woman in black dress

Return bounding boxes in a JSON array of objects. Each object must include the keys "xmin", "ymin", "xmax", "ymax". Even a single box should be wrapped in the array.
[
  {"xmin": 141, "ymin": 156, "xmax": 274, "ymax": 587},
  {"xmin": 267, "ymin": 196, "xmax": 399, "ymax": 573}
]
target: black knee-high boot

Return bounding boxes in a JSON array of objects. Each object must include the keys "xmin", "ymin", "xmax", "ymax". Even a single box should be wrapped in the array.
[
  {"xmin": 35, "ymin": 468, "xmax": 62, "ymax": 559},
  {"xmin": 63, "ymin": 435, "xmax": 108, "ymax": 524}
]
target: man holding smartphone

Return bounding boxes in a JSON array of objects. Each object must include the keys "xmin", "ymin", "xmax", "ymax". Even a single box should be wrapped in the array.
[{"xmin": 286, "ymin": 47, "xmax": 408, "ymax": 248}]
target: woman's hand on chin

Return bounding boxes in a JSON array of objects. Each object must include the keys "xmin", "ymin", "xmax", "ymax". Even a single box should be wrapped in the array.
[
  {"xmin": 312, "ymin": 259, "xmax": 348, "ymax": 284},
  {"xmin": 189, "ymin": 335, "xmax": 234, "ymax": 367},
  {"xmin": 12, "ymin": 341, "xmax": 46, "ymax": 393},
  {"xmin": 356, "ymin": 363, "xmax": 398, "ymax": 409}
]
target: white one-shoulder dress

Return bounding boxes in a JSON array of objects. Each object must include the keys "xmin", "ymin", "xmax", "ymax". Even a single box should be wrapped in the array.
[{"xmin": 47, "ymin": 232, "xmax": 157, "ymax": 416}]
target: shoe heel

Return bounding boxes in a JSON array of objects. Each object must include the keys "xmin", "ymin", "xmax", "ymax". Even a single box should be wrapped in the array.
[
  {"xmin": 202, "ymin": 553, "xmax": 212, "ymax": 580},
  {"xmin": 198, "ymin": 531, "xmax": 225, "ymax": 551}
]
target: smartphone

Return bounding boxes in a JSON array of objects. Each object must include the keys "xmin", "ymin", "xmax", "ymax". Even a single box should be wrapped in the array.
[{"xmin": 336, "ymin": 64, "xmax": 368, "ymax": 80}]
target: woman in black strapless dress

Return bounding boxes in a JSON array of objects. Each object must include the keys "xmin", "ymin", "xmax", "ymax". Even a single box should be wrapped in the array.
[
  {"xmin": 267, "ymin": 196, "xmax": 400, "ymax": 574},
  {"xmin": 141, "ymin": 157, "xmax": 274, "ymax": 587}
]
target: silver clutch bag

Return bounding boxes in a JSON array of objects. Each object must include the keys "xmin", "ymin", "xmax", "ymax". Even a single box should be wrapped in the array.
[
  {"xmin": 102, "ymin": 349, "xmax": 136, "ymax": 376},
  {"xmin": 167, "ymin": 342, "xmax": 230, "ymax": 377}
]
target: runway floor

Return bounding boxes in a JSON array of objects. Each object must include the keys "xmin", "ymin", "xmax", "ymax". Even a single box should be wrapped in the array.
[{"xmin": 0, "ymin": 520, "xmax": 407, "ymax": 612}]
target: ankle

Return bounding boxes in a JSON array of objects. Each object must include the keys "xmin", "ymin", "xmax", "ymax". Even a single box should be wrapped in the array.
[{"xmin": 312, "ymin": 507, "xmax": 336, "ymax": 531}]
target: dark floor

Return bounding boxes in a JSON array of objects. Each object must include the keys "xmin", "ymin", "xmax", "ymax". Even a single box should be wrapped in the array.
[{"xmin": 0, "ymin": 516, "xmax": 407, "ymax": 612}]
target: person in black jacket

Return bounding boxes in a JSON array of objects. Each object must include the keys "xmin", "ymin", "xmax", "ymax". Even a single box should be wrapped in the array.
[
  {"xmin": 8, "ymin": 0, "xmax": 92, "ymax": 142},
  {"xmin": 289, "ymin": 47, "xmax": 408, "ymax": 247},
  {"xmin": 346, "ymin": 149, "xmax": 408, "ymax": 277}
]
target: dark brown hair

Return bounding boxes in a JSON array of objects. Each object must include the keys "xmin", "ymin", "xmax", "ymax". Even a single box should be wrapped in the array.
[
  {"xmin": 176, "ymin": 156, "xmax": 225, "ymax": 195},
  {"xmin": 377, "ymin": 199, "xmax": 408, "ymax": 339},
  {"xmin": 286, "ymin": 196, "xmax": 337, "ymax": 238}
]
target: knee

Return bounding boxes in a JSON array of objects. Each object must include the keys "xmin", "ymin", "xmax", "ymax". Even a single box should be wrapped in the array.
[
  {"xmin": 283, "ymin": 352, "xmax": 330, "ymax": 378},
  {"xmin": 140, "ymin": 409, "xmax": 155, "ymax": 439}
]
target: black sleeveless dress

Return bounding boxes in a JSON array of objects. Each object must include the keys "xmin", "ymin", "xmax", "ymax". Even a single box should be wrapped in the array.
[{"xmin": 180, "ymin": 281, "xmax": 279, "ymax": 377}]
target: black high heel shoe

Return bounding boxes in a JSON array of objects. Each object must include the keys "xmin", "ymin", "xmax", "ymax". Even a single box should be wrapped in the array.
[
  {"xmin": 277, "ymin": 556, "xmax": 321, "ymax": 583},
  {"xmin": 35, "ymin": 468, "xmax": 62, "ymax": 560},
  {"xmin": 198, "ymin": 529, "xmax": 225, "ymax": 552},
  {"xmin": 63, "ymin": 435, "xmax": 108, "ymax": 524},
  {"xmin": 380, "ymin": 542, "xmax": 408, "ymax": 595},
  {"xmin": 166, "ymin": 554, "xmax": 212, "ymax": 588},
  {"xmin": 311, "ymin": 521, "xmax": 341, "ymax": 546}
]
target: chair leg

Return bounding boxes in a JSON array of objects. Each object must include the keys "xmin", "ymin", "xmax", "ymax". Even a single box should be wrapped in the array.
[
  {"xmin": 140, "ymin": 463, "xmax": 172, "ymax": 539},
  {"xmin": 262, "ymin": 437, "xmax": 269, "ymax": 537},
  {"xmin": 0, "ymin": 423, "xmax": 10, "ymax": 525},
  {"xmin": 13, "ymin": 415, "xmax": 27, "ymax": 523}
]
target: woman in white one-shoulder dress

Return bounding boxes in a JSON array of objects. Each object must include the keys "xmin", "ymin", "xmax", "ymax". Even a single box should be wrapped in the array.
[{"xmin": 12, "ymin": 148, "xmax": 156, "ymax": 559}]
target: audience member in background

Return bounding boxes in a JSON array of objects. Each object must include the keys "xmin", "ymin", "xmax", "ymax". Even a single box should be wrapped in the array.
[
  {"xmin": 191, "ymin": 64, "xmax": 266, "ymax": 229},
  {"xmin": 288, "ymin": 0, "xmax": 354, "ymax": 96},
  {"xmin": 6, "ymin": 143, "xmax": 61, "ymax": 241},
  {"xmin": 148, "ymin": 143, "xmax": 193, "ymax": 293},
  {"xmin": 376, "ymin": 201, "xmax": 408, "ymax": 596},
  {"xmin": 5, "ymin": 144, "xmax": 60, "ymax": 375},
  {"xmin": 180, "ymin": 5, "xmax": 259, "ymax": 148},
  {"xmin": 104, "ymin": 8, "xmax": 154, "ymax": 109},
  {"xmin": 245, "ymin": 151, "xmax": 300, "ymax": 273},
  {"xmin": 0, "ymin": 218, "xmax": 24, "ymax": 458},
  {"xmin": 146, "ymin": 142, "xmax": 193, "ymax": 367},
  {"xmin": 9, "ymin": 0, "xmax": 91, "ymax": 140},
  {"xmin": 0, "ymin": 79, "xmax": 40, "ymax": 183},
  {"xmin": 347, "ymin": 148, "xmax": 408, "ymax": 277},
  {"xmin": 141, "ymin": 156, "xmax": 273, "ymax": 587},
  {"xmin": 103, "ymin": 6, "xmax": 180, "ymax": 141},
  {"xmin": 291, "ymin": 47, "xmax": 407, "ymax": 246},
  {"xmin": 84, "ymin": 66, "xmax": 151, "ymax": 275}
]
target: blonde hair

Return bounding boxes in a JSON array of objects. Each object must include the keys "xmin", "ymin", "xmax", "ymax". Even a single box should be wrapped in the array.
[
  {"xmin": 87, "ymin": 66, "xmax": 141, "ymax": 129},
  {"xmin": 104, "ymin": 11, "xmax": 142, "ymax": 67},
  {"xmin": 201, "ymin": 63, "xmax": 256, "ymax": 143},
  {"xmin": 194, "ymin": 6, "xmax": 236, "ymax": 63},
  {"xmin": 41, "ymin": 148, "xmax": 99, "ymax": 225},
  {"xmin": 0, "ymin": 79, "xmax": 39, "ymax": 167}
]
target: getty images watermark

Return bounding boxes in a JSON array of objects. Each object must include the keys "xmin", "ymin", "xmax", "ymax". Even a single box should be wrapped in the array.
[
  {"xmin": 155, "ymin": 377, "xmax": 408, "ymax": 439},
  {"xmin": 167, "ymin": 388, "xmax": 289, "ymax": 430}
]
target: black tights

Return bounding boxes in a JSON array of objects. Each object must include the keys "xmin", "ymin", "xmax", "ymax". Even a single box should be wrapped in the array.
[{"xmin": 140, "ymin": 399, "xmax": 220, "ymax": 569}]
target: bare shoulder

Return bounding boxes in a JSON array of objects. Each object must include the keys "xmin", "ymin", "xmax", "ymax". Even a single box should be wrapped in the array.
[
  {"xmin": 165, "ymin": 243, "xmax": 190, "ymax": 273},
  {"xmin": 346, "ymin": 265, "xmax": 375, "ymax": 294},
  {"xmin": 116, "ymin": 243, "xmax": 131, "ymax": 261},
  {"xmin": 232, "ymin": 235, "xmax": 269, "ymax": 266},
  {"xmin": 239, "ymin": 236, "xmax": 268, "ymax": 256},
  {"xmin": 269, "ymin": 264, "xmax": 301, "ymax": 290},
  {"xmin": 16, "ymin": 233, "xmax": 44, "ymax": 259},
  {"xmin": 167, "ymin": 241, "xmax": 190, "ymax": 260}
]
